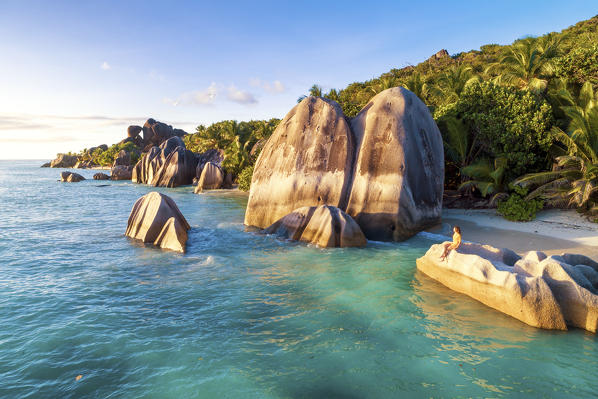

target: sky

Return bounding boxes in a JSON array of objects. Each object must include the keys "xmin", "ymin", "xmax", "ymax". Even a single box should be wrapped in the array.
[{"xmin": 0, "ymin": 1, "xmax": 596, "ymax": 159}]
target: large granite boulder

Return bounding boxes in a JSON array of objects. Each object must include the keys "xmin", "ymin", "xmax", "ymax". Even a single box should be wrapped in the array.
[
  {"xmin": 132, "ymin": 136, "xmax": 196, "ymax": 187},
  {"xmin": 93, "ymin": 172, "xmax": 110, "ymax": 180},
  {"xmin": 142, "ymin": 118, "xmax": 186, "ymax": 149},
  {"xmin": 417, "ymin": 243, "xmax": 598, "ymax": 333},
  {"xmin": 125, "ymin": 192, "xmax": 190, "ymax": 252},
  {"xmin": 113, "ymin": 150, "xmax": 131, "ymax": 167},
  {"xmin": 128, "ymin": 125, "xmax": 142, "ymax": 138},
  {"xmin": 151, "ymin": 146, "xmax": 198, "ymax": 188},
  {"xmin": 60, "ymin": 171, "xmax": 85, "ymax": 182},
  {"xmin": 244, "ymin": 88, "xmax": 444, "ymax": 242},
  {"xmin": 244, "ymin": 97, "xmax": 354, "ymax": 228},
  {"xmin": 265, "ymin": 205, "xmax": 367, "ymax": 248},
  {"xmin": 347, "ymin": 87, "xmax": 444, "ymax": 240},
  {"xmin": 196, "ymin": 149, "xmax": 224, "ymax": 177},
  {"xmin": 50, "ymin": 154, "xmax": 78, "ymax": 168},
  {"xmin": 194, "ymin": 162, "xmax": 224, "ymax": 192},
  {"xmin": 111, "ymin": 165, "xmax": 133, "ymax": 180}
]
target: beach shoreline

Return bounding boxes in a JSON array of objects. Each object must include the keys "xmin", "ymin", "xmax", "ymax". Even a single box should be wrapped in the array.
[{"xmin": 428, "ymin": 208, "xmax": 598, "ymax": 259}]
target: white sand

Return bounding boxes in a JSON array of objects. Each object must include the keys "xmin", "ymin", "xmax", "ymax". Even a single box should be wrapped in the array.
[{"xmin": 428, "ymin": 209, "xmax": 598, "ymax": 258}]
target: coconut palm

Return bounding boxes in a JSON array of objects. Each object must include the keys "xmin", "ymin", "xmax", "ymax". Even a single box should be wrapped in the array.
[
  {"xmin": 486, "ymin": 36, "xmax": 561, "ymax": 92},
  {"xmin": 515, "ymin": 82, "xmax": 598, "ymax": 211},
  {"xmin": 368, "ymin": 76, "xmax": 400, "ymax": 95},
  {"xmin": 325, "ymin": 88, "xmax": 341, "ymax": 102},
  {"xmin": 402, "ymin": 73, "xmax": 437, "ymax": 103},
  {"xmin": 297, "ymin": 84, "xmax": 324, "ymax": 102},
  {"xmin": 436, "ymin": 64, "xmax": 480, "ymax": 103}
]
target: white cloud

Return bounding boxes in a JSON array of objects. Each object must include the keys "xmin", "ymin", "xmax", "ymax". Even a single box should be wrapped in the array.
[
  {"xmin": 226, "ymin": 85, "xmax": 258, "ymax": 104},
  {"xmin": 101, "ymin": 61, "xmax": 111, "ymax": 70},
  {"xmin": 164, "ymin": 83, "xmax": 219, "ymax": 106},
  {"xmin": 250, "ymin": 78, "xmax": 285, "ymax": 93}
]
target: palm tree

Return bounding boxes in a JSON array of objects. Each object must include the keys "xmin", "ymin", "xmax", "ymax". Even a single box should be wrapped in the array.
[
  {"xmin": 402, "ymin": 73, "xmax": 436, "ymax": 103},
  {"xmin": 486, "ymin": 36, "xmax": 561, "ymax": 92},
  {"xmin": 325, "ymin": 88, "xmax": 341, "ymax": 102},
  {"xmin": 515, "ymin": 82, "xmax": 598, "ymax": 211},
  {"xmin": 297, "ymin": 84, "xmax": 323, "ymax": 102},
  {"xmin": 459, "ymin": 157, "xmax": 509, "ymax": 204},
  {"xmin": 368, "ymin": 76, "xmax": 400, "ymax": 95},
  {"xmin": 436, "ymin": 64, "xmax": 480, "ymax": 103}
]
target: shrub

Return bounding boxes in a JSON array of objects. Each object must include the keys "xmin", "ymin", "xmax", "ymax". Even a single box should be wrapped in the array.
[
  {"xmin": 238, "ymin": 165, "xmax": 254, "ymax": 192},
  {"xmin": 497, "ymin": 186, "xmax": 543, "ymax": 221},
  {"xmin": 453, "ymin": 82, "xmax": 554, "ymax": 178}
]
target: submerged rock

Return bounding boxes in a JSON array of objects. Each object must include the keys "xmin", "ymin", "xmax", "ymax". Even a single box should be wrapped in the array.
[
  {"xmin": 93, "ymin": 172, "xmax": 110, "ymax": 180},
  {"xmin": 125, "ymin": 192, "xmax": 190, "ymax": 252},
  {"xmin": 245, "ymin": 97, "xmax": 354, "ymax": 229},
  {"xmin": 194, "ymin": 162, "xmax": 224, "ymax": 192},
  {"xmin": 60, "ymin": 171, "xmax": 85, "ymax": 182},
  {"xmin": 264, "ymin": 205, "xmax": 367, "ymax": 248},
  {"xmin": 50, "ymin": 154, "xmax": 78, "ymax": 168},
  {"xmin": 417, "ymin": 243, "xmax": 598, "ymax": 332},
  {"xmin": 244, "ymin": 87, "xmax": 444, "ymax": 242}
]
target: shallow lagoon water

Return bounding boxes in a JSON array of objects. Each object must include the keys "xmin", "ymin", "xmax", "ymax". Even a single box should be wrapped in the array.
[{"xmin": 1, "ymin": 160, "xmax": 597, "ymax": 398}]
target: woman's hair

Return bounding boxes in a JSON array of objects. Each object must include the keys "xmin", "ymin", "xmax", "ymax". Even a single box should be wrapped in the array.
[{"xmin": 453, "ymin": 226, "xmax": 461, "ymax": 234}]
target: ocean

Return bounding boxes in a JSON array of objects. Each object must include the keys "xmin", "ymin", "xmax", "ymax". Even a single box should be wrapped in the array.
[{"xmin": 1, "ymin": 160, "xmax": 596, "ymax": 398}]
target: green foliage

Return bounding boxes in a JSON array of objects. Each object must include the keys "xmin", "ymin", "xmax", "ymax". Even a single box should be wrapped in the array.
[
  {"xmin": 238, "ymin": 165, "xmax": 254, "ymax": 192},
  {"xmin": 498, "ymin": 186, "xmax": 544, "ymax": 221},
  {"xmin": 184, "ymin": 118, "xmax": 280, "ymax": 176},
  {"xmin": 515, "ymin": 82, "xmax": 598, "ymax": 213},
  {"xmin": 451, "ymin": 82, "xmax": 554, "ymax": 177},
  {"xmin": 92, "ymin": 141, "xmax": 139, "ymax": 166},
  {"xmin": 459, "ymin": 157, "xmax": 508, "ymax": 200},
  {"xmin": 554, "ymin": 45, "xmax": 598, "ymax": 89}
]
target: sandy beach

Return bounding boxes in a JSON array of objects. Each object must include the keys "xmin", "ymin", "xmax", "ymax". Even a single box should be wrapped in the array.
[{"xmin": 429, "ymin": 208, "xmax": 598, "ymax": 259}]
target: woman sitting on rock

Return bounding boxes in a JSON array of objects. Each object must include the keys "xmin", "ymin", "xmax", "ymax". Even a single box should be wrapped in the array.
[{"xmin": 440, "ymin": 226, "xmax": 461, "ymax": 261}]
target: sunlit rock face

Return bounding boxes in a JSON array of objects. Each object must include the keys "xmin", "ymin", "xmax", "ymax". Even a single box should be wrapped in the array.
[
  {"xmin": 245, "ymin": 87, "xmax": 444, "ymax": 241},
  {"xmin": 417, "ymin": 243, "xmax": 598, "ymax": 333},
  {"xmin": 347, "ymin": 87, "xmax": 444, "ymax": 241},
  {"xmin": 194, "ymin": 162, "xmax": 224, "ymax": 192},
  {"xmin": 132, "ymin": 136, "xmax": 197, "ymax": 188},
  {"xmin": 125, "ymin": 192, "xmax": 190, "ymax": 253},
  {"xmin": 264, "ymin": 205, "xmax": 367, "ymax": 248},
  {"xmin": 244, "ymin": 97, "xmax": 354, "ymax": 229}
]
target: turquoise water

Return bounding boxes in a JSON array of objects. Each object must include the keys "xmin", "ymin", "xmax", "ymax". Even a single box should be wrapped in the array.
[{"xmin": 1, "ymin": 161, "xmax": 597, "ymax": 398}]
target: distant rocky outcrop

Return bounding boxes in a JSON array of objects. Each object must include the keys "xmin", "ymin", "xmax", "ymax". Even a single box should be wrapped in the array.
[
  {"xmin": 74, "ymin": 160, "xmax": 97, "ymax": 169},
  {"xmin": 93, "ymin": 172, "xmax": 110, "ymax": 180},
  {"xmin": 60, "ymin": 171, "xmax": 85, "ymax": 182},
  {"xmin": 428, "ymin": 49, "xmax": 450, "ymax": 61},
  {"xmin": 417, "ymin": 243, "xmax": 598, "ymax": 333},
  {"xmin": 132, "ymin": 136, "xmax": 197, "ymax": 187},
  {"xmin": 41, "ymin": 162, "xmax": 51, "ymax": 168},
  {"xmin": 113, "ymin": 150, "xmax": 131, "ymax": 167},
  {"xmin": 142, "ymin": 118, "xmax": 187, "ymax": 150},
  {"xmin": 194, "ymin": 162, "xmax": 224, "ymax": 192},
  {"xmin": 265, "ymin": 205, "xmax": 367, "ymax": 248},
  {"xmin": 110, "ymin": 165, "xmax": 133, "ymax": 180},
  {"xmin": 50, "ymin": 154, "xmax": 78, "ymax": 168},
  {"xmin": 245, "ymin": 87, "xmax": 444, "ymax": 242},
  {"xmin": 125, "ymin": 192, "xmax": 191, "ymax": 252}
]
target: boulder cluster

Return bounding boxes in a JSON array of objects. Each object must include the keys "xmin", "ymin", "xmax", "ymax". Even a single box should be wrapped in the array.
[
  {"xmin": 60, "ymin": 171, "xmax": 85, "ymax": 182},
  {"xmin": 125, "ymin": 192, "xmax": 190, "ymax": 252},
  {"xmin": 417, "ymin": 242, "xmax": 598, "ymax": 333},
  {"xmin": 245, "ymin": 87, "xmax": 444, "ymax": 244}
]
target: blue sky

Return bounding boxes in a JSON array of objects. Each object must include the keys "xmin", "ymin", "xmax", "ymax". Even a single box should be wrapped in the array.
[{"xmin": 0, "ymin": 0, "xmax": 596, "ymax": 159}]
